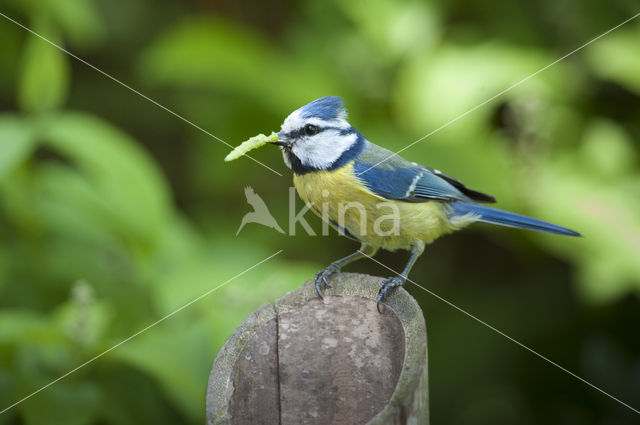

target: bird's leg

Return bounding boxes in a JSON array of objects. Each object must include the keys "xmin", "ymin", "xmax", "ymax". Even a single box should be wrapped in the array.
[
  {"xmin": 315, "ymin": 244, "xmax": 378, "ymax": 298},
  {"xmin": 377, "ymin": 242, "xmax": 425, "ymax": 312}
]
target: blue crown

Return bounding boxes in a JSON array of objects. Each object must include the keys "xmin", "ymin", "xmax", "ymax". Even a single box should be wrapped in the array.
[{"xmin": 299, "ymin": 96, "xmax": 347, "ymax": 120}]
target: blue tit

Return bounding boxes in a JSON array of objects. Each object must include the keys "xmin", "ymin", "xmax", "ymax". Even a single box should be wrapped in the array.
[{"xmin": 272, "ymin": 96, "xmax": 579, "ymax": 311}]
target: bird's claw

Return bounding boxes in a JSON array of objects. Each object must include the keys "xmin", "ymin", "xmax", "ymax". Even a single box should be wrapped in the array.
[
  {"xmin": 314, "ymin": 266, "xmax": 338, "ymax": 298},
  {"xmin": 377, "ymin": 276, "xmax": 406, "ymax": 313}
]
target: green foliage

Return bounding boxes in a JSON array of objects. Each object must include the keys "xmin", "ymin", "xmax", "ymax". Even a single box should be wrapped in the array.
[
  {"xmin": 138, "ymin": 17, "xmax": 339, "ymax": 111},
  {"xmin": 39, "ymin": 112, "xmax": 171, "ymax": 254},
  {"xmin": 0, "ymin": 116, "xmax": 36, "ymax": 181},
  {"xmin": 1, "ymin": 1, "xmax": 639, "ymax": 424},
  {"xmin": 587, "ymin": 26, "xmax": 640, "ymax": 94},
  {"xmin": 17, "ymin": 20, "xmax": 69, "ymax": 113}
]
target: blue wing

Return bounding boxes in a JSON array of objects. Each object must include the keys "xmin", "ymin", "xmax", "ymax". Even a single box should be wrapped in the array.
[
  {"xmin": 353, "ymin": 142, "xmax": 495, "ymax": 203},
  {"xmin": 350, "ymin": 142, "xmax": 581, "ymax": 237}
]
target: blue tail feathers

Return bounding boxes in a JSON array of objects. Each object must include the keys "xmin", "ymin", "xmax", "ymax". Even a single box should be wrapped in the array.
[{"xmin": 450, "ymin": 202, "xmax": 581, "ymax": 237}]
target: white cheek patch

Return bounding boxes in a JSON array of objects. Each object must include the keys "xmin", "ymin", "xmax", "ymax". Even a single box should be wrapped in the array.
[
  {"xmin": 292, "ymin": 131, "xmax": 358, "ymax": 169},
  {"xmin": 282, "ymin": 149, "xmax": 292, "ymax": 169}
]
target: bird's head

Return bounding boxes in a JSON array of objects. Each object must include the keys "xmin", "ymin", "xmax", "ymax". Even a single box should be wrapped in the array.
[{"xmin": 273, "ymin": 96, "xmax": 365, "ymax": 174}]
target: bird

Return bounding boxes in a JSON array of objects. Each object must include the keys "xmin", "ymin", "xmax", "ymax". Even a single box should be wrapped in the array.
[
  {"xmin": 270, "ymin": 96, "xmax": 580, "ymax": 311},
  {"xmin": 236, "ymin": 186, "xmax": 285, "ymax": 235}
]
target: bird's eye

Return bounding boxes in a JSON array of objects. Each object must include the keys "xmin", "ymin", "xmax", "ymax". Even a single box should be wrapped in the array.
[{"xmin": 303, "ymin": 124, "xmax": 319, "ymax": 136}]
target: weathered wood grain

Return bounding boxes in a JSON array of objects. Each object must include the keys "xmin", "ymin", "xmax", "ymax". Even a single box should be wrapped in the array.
[{"xmin": 206, "ymin": 273, "xmax": 428, "ymax": 425}]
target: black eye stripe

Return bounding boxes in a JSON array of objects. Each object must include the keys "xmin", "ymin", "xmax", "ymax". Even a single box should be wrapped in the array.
[
  {"xmin": 286, "ymin": 125, "xmax": 349, "ymax": 139},
  {"xmin": 286, "ymin": 128, "xmax": 304, "ymax": 139}
]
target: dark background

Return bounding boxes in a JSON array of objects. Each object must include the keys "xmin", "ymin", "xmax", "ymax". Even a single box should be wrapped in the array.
[{"xmin": 0, "ymin": 0, "xmax": 639, "ymax": 424}]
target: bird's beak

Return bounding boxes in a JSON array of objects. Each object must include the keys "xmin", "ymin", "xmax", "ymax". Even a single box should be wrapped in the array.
[{"xmin": 271, "ymin": 132, "xmax": 291, "ymax": 148}]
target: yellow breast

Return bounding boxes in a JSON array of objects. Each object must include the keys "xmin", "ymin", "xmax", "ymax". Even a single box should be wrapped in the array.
[{"xmin": 293, "ymin": 162, "xmax": 471, "ymax": 251}]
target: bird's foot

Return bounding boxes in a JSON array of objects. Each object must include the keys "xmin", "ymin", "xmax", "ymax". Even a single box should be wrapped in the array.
[
  {"xmin": 377, "ymin": 276, "xmax": 406, "ymax": 313},
  {"xmin": 314, "ymin": 264, "xmax": 340, "ymax": 298}
]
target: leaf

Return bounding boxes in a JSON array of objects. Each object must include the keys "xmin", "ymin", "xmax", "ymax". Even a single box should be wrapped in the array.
[
  {"xmin": 5, "ymin": 0, "xmax": 103, "ymax": 48},
  {"xmin": 586, "ymin": 26, "xmax": 640, "ymax": 94},
  {"xmin": 38, "ymin": 112, "xmax": 172, "ymax": 255},
  {"xmin": 334, "ymin": 0, "xmax": 438, "ymax": 59},
  {"xmin": 0, "ymin": 115, "xmax": 36, "ymax": 182},
  {"xmin": 20, "ymin": 380, "xmax": 101, "ymax": 425},
  {"xmin": 137, "ymin": 17, "xmax": 338, "ymax": 110},
  {"xmin": 0, "ymin": 310, "xmax": 66, "ymax": 345},
  {"xmin": 30, "ymin": 163, "xmax": 133, "ymax": 248},
  {"xmin": 580, "ymin": 119, "xmax": 636, "ymax": 178},
  {"xmin": 111, "ymin": 321, "xmax": 212, "ymax": 422},
  {"xmin": 97, "ymin": 365, "xmax": 187, "ymax": 425},
  {"xmin": 44, "ymin": 0, "xmax": 104, "ymax": 48},
  {"xmin": 17, "ymin": 18, "xmax": 69, "ymax": 112},
  {"xmin": 529, "ymin": 160, "xmax": 640, "ymax": 302},
  {"xmin": 395, "ymin": 43, "xmax": 564, "ymax": 141}
]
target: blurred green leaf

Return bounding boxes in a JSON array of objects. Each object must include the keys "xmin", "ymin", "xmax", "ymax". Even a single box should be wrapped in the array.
[
  {"xmin": 97, "ymin": 364, "xmax": 187, "ymax": 425},
  {"xmin": 43, "ymin": 0, "xmax": 104, "ymax": 48},
  {"xmin": 586, "ymin": 26, "xmax": 640, "ymax": 94},
  {"xmin": 112, "ymin": 321, "xmax": 211, "ymax": 423},
  {"xmin": 529, "ymin": 159, "xmax": 640, "ymax": 302},
  {"xmin": 395, "ymin": 43, "xmax": 566, "ymax": 141},
  {"xmin": 20, "ymin": 380, "xmax": 101, "ymax": 425},
  {"xmin": 335, "ymin": 0, "xmax": 439, "ymax": 60},
  {"xmin": 39, "ymin": 112, "xmax": 172, "ymax": 257},
  {"xmin": 0, "ymin": 115, "xmax": 36, "ymax": 182},
  {"xmin": 5, "ymin": 0, "xmax": 103, "ymax": 48},
  {"xmin": 0, "ymin": 311, "xmax": 66, "ymax": 345},
  {"xmin": 17, "ymin": 19, "xmax": 69, "ymax": 112},
  {"xmin": 580, "ymin": 119, "xmax": 636, "ymax": 178},
  {"xmin": 138, "ymin": 16, "xmax": 339, "ymax": 110},
  {"xmin": 29, "ymin": 163, "xmax": 127, "ymax": 248}
]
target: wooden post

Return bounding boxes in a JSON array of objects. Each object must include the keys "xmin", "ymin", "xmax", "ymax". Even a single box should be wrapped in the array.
[{"xmin": 206, "ymin": 273, "xmax": 429, "ymax": 425}]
